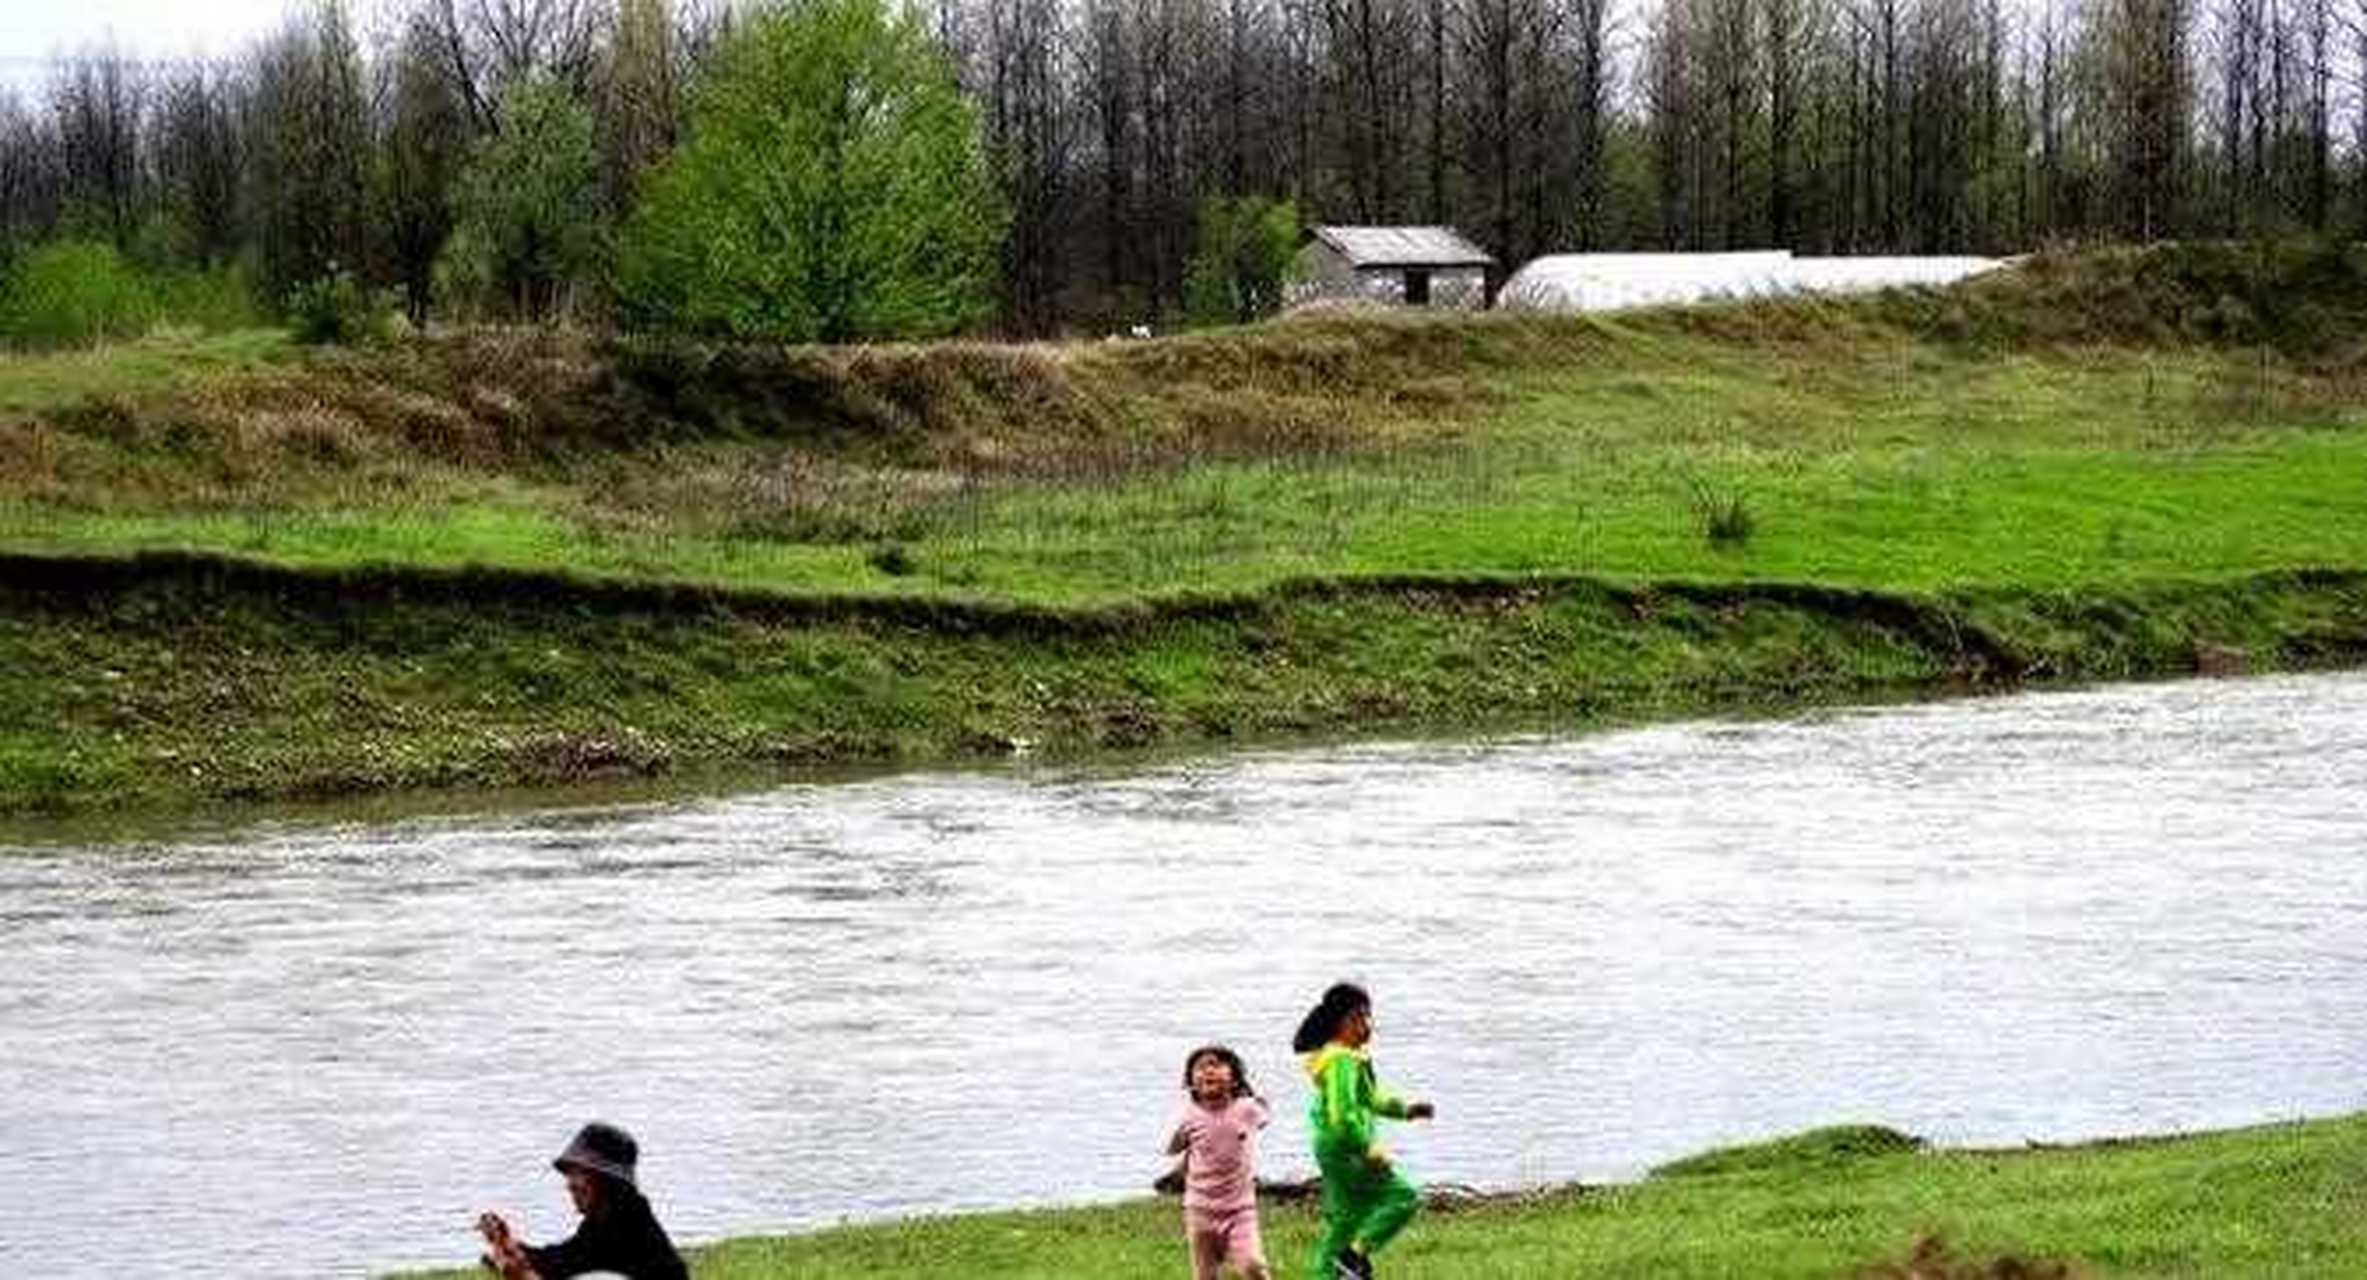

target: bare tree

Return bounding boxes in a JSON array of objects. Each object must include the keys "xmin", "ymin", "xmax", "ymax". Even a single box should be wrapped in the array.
[
  {"xmin": 379, "ymin": 11, "xmax": 471, "ymax": 323},
  {"xmin": 1459, "ymin": 0, "xmax": 1566, "ymax": 261},
  {"xmin": 1076, "ymin": 0, "xmax": 1139, "ymax": 311},
  {"xmin": 152, "ymin": 62, "xmax": 247, "ymax": 265},
  {"xmin": 1765, "ymin": 0, "xmax": 1832, "ymax": 245},
  {"xmin": 2097, "ymin": 0, "xmax": 2195, "ymax": 237},
  {"xmin": 427, "ymin": 0, "xmax": 606, "ymax": 133},
  {"xmin": 1320, "ymin": 0, "xmax": 1417, "ymax": 218},
  {"xmin": 1569, "ymin": 0, "xmax": 1612, "ymax": 246},
  {"xmin": 1646, "ymin": 0, "xmax": 1705, "ymax": 245},
  {"xmin": 2296, "ymin": 0, "xmax": 2332, "ymax": 225},
  {"xmin": 976, "ymin": 0, "xmax": 1073, "ymax": 332},
  {"xmin": 248, "ymin": 0, "xmax": 374, "ymax": 299},
  {"xmin": 2033, "ymin": 0, "xmax": 2080, "ymax": 233},
  {"xmin": 595, "ymin": 0, "xmax": 685, "ymax": 215},
  {"xmin": 2212, "ymin": 0, "xmax": 2263, "ymax": 229},
  {"xmin": 2352, "ymin": 0, "xmax": 2367, "ymax": 231},
  {"xmin": 50, "ymin": 44, "xmax": 147, "ymax": 249},
  {"xmin": 0, "ymin": 93, "xmax": 64, "ymax": 258}
]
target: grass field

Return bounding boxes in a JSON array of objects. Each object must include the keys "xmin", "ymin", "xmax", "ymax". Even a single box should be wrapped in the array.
[
  {"xmin": 5, "ymin": 325, "xmax": 2365, "ymax": 603},
  {"xmin": 5, "ymin": 241, "xmax": 2367, "ymax": 813},
  {"xmin": 388, "ymin": 1113, "xmax": 2367, "ymax": 1278},
  {"xmin": 0, "ymin": 326, "xmax": 289, "ymax": 416}
]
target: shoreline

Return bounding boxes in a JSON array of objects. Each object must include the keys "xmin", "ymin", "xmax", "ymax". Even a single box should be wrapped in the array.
[{"xmin": 8, "ymin": 552, "xmax": 2366, "ymax": 817}]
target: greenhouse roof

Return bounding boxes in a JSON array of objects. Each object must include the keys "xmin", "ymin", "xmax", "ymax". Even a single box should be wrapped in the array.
[{"xmin": 1494, "ymin": 250, "xmax": 2009, "ymax": 312}]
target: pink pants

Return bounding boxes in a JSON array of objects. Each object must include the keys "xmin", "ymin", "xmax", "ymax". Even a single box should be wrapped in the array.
[{"xmin": 1184, "ymin": 1204, "xmax": 1269, "ymax": 1279}]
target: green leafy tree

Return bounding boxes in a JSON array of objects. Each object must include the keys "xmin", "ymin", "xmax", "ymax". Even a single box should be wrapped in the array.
[
  {"xmin": 1183, "ymin": 196, "xmax": 1301, "ymax": 326},
  {"xmin": 616, "ymin": 0, "xmax": 1005, "ymax": 342},
  {"xmin": 443, "ymin": 77, "xmax": 602, "ymax": 322}
]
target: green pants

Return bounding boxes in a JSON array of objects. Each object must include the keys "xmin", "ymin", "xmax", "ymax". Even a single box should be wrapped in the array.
[{"xmin": 1308, "ymin": 1150, "xmax": 1419, "ymax": 1278}]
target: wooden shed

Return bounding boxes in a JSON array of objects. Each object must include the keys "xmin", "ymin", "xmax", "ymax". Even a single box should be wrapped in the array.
[{"xmin": 1290, "ymin": 226, "xmax": 1496, "ymax": 309}]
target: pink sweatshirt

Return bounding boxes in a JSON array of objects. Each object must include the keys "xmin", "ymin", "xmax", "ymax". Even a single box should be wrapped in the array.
[{"xmin": 1174, "ymin": 1095, "xmax": 1270, "ymax": 1213}]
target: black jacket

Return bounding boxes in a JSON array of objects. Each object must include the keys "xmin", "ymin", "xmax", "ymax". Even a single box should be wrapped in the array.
[{"xmin": 523, "ymin": 1186, "xmax": 688, "ymax": 1280}]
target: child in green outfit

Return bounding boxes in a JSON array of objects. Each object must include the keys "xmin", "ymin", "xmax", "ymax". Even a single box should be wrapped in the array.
[{"xmin": 1291, "ymin": 982, "xmax": 1435, "ymax": 1280}]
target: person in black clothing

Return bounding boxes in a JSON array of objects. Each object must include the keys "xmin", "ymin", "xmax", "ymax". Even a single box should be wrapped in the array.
[{"xmin": 477, "ymin": 1122, "xmax": 689, "ymax": 1280}]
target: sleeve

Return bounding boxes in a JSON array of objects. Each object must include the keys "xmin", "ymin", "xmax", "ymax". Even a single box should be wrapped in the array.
[
  {"xmin": 1245, "ymin": 1097, "xmax": 1271, "ymax": 1129},
  {"xmin": 522, "ymin": 1231, "xmax": 593, "ymax": 1279},
  {"xmin": 1317, "ymin": 1053, "xmax": 1374, "ymax": 1152},
  {"xmin": 1370, "ymin": 1075, "xmax": 1412, "ymax": 1120},
  {"xmin": 532, "ymin": 1202, "xmax": 684, "ymax": 1280},
  {"xmin": 1168, "ymin": 1108, "xmax": 1199, "ymax": 1154}
]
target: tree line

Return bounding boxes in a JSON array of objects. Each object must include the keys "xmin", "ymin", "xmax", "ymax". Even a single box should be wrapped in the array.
[{"xmin": 3, "ymin": 0, "xmax": 2365, "ymax": 340}]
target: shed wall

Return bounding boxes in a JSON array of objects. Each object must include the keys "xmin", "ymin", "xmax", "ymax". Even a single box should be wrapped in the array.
[{"xmin": 1288, "ymin": 244, "xmax": 1490, "ymax": 309}]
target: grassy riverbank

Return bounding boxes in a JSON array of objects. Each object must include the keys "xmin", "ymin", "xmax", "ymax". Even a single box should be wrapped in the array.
[
  {"xmin": 390, "ymin": 1112, "xmax": 2367, "ymax": 1278},
  {"xmin": 7, "ymin": 558, "xmax": 2366, "ymax": 813},
  {"xmin": 6, "ymin": 241, "xmax": 2367, "ymax": 813}
]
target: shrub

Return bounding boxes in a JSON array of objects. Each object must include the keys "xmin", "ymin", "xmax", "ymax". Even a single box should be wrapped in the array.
[
  {"xmin": 287, "ymin": 267, "xmax": 396, "ymax": 346},
  {"xmin": 0, "ymin": 239, "xmax": 158, "ymax": 349},
  {"xmin": 150, "ymin": 261, "xmax": 266, "ymax": 333}
]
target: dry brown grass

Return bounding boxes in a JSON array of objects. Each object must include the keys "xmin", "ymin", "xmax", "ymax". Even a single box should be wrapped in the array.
[
  {"xmin": 0, "ymin": 420, "xmax": 64, "ymax": 494},
  {"xmin": 1854, "ymin": 1235, "xmax": 2079, "ymax": 1280},
  {"xmin": 6, "ymin": 319, "xmax": 1523, "ymax": 513}
]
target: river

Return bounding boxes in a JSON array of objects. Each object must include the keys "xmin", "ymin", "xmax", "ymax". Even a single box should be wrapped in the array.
[{"xmin": 3, "ymin": 672, "xmax": 2364, "ymax": 1277}]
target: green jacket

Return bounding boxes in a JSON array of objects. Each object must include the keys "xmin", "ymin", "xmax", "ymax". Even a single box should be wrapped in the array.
[{"xmin": 1303, "ymin": 1042, "xmax": 1410, "ymax": 1161}]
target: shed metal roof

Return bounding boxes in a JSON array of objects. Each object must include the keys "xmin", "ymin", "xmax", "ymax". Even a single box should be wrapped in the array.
[{"xmin": 1312, "ymin": 225, "xmax": 1496, "ymax": 268}]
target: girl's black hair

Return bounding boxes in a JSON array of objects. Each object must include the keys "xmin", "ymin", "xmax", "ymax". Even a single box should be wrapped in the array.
[
  {"xmin": 1183, "ymin": 1044, "xmax": 1255, "ymax": 1098},
  {"xmin": 1291, "ymin": 981, "xmax": 1371, "ymax": 1053}
]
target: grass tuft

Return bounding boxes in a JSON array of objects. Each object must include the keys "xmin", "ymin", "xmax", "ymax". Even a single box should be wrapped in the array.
[{"xmin": 1686, "ymin": 474, "xmax": 1757, "ymax": 548}]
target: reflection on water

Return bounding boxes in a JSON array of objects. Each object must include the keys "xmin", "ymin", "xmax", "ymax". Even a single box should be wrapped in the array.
[{"xmin": 4, "ymin": 673, "xmax": 2366, "ymax": 1278}]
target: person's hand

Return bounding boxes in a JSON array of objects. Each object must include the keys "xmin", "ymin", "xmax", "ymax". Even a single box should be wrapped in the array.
[
  {"xmin": 476, "ymin": 1214, "xmax": 533, "ymax": 1280},
  {"xmin": 485, "ymin": 1243, "xmax": 537, "ymax": 1280},
  {"xmin": 1366, "ymin": 1143, "xmax": 1393, "ymax": 1170},
  {"xmin": 1407, "ymin": 1101, "xmax": 1436, "ymax": 1121}
]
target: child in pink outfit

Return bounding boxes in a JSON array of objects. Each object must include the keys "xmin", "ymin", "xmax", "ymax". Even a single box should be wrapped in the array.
[{"xmin": 1166, "ymin": 1044, "xmax": 1274, "ymax": 1280}]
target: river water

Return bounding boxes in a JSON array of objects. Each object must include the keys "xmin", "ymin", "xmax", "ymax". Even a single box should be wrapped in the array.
[{"xmin": 4, "ymin": 673, "xmax": 2366, "ymax": 1277}]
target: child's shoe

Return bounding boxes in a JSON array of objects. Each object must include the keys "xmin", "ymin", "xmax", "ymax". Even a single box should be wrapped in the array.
[{"xmin": 1333, "ymin": 1246, "xmax": 1374, "ymax": 1279}]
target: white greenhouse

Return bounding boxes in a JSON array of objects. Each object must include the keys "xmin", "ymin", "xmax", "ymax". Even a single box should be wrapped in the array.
[{"xmin": 1494, "ymin": 250, "xmax": 2009, "ymax": 313}]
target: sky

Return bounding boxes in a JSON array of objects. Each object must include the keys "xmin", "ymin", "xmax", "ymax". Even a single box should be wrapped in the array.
[{"xmin": 0, "ymin": 0, "xmax": 301, "ymax": 98}]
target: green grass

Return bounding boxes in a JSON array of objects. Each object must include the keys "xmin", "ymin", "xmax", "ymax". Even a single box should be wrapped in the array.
[
  {"xmin": 4, "ymin": 559, "xmax": 2361, "ymax": 814},
  {"xmin": 0, "ymin": 326, "xmax": 289, "ymax": 417},
  {"xmin": 4, "ymin": 331, "xmax": 2363, "ymax": 604},
  {"xmin": 385, "ymin": 1113, "xmax": 2367, "ymax": 1278},
  {"xmin": 6, "ymin": 243, "xmax": 2367, "ymax": 812}
]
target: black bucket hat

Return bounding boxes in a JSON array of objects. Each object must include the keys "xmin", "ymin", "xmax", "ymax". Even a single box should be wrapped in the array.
[{"xmin": 552, "ymin": 1122, "xmax": 639, "ymax": 1189}]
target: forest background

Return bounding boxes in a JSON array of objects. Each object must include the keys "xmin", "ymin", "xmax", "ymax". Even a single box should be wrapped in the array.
[{"xmin": 0, "ymin": 0, "xmax": 2359, "ymax": 344}]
